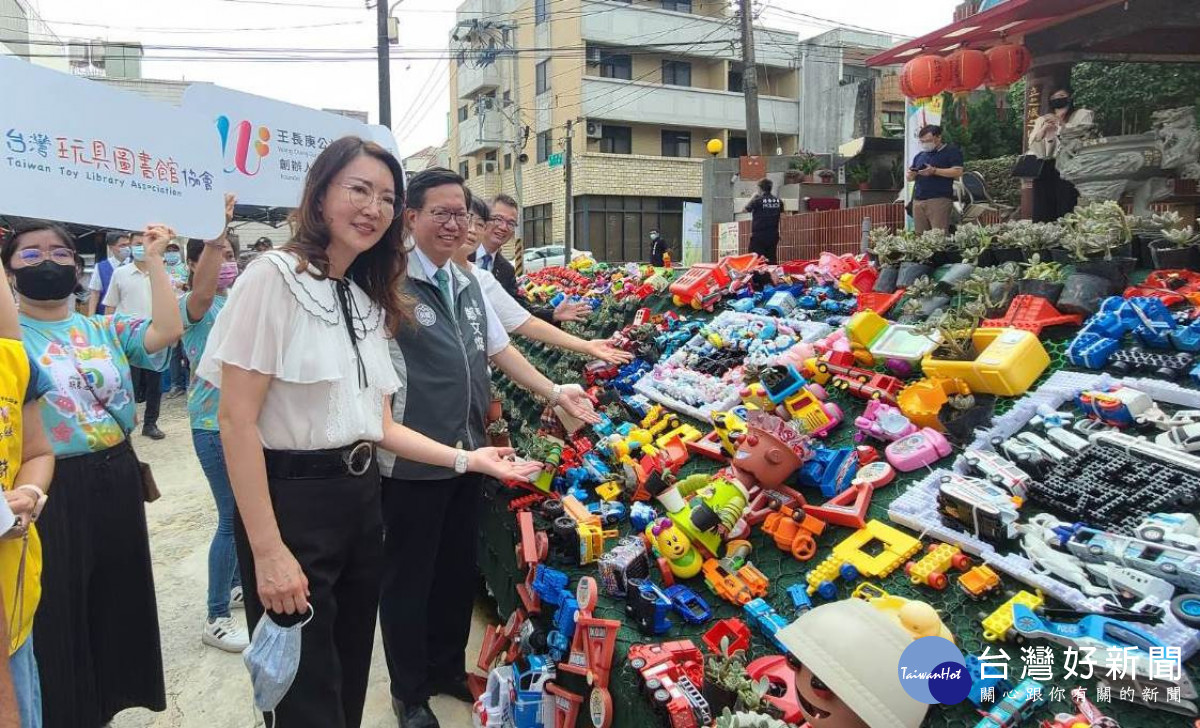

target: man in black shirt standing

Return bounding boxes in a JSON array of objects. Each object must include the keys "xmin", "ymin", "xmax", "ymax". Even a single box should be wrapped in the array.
[
  {"xmin": 744, "ymin": 178, "xmax": 782, "ymax": 263},
  {"xmin": 906, "ymin": 124, "xmax": 964, "ymax": 233}
]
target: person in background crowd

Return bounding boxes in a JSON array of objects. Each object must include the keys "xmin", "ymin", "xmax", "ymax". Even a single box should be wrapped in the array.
[
  {"xmin": 379, "ymin": 169, "xmax": 598, "ymax": 728},
  {"xmin": 198, "ymin": 138, "xmax": 538, "ymax": 728},
  {"xmin": 1029, "ymin": 87, "xmax": 1093, "ymax": 223},
  {"xmin": 0, "ymin": 247, "xmax": 55, "ymax": 728},
  {"xmin": 475, "ymin": 194, "xmax": 590, "ymax": 326},
  {"xmin": 252, "ymin": 237, "xmax": 272, "ymax": 254},
  {"xmin": 164, "ymin": 240, "xmax": 189, "ymax": 399},
  {"xmin": 5, "ymin": 220, "xmax": 181, "ymax": 728},
  {"xmin": 906, "ymin": 124, "xmax": 964, "ymax": 233},
  {"xmin": 744, "ymin": 178, "xmax": 782, "ymax": 263},
  {"xmin": 648, "ymin": 229, "xmax": 670, "ymax": 267},
  {"xmin": 85, "ymin": 231, "xmax": 129, "ymax": 316},
  {"xmin": 458, "ymin": 195, "xmax": 631, "ymax": 365},
  {"xmin": 102, "ymin": 231, "xmax": 168, "ymax": 439},
  {"xmin": 180, "ymin": 195, "xmax": 249, "ymax": 653}
]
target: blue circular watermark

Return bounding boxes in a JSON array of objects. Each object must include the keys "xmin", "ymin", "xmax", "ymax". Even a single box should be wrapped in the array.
[{"xmin": 897, "ymin": 637, "xmax": 971, "ymax": 705}]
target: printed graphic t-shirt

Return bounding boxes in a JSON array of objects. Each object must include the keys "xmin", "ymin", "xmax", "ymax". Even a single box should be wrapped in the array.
[{"xmin": 180, "ymin": 293, "xmax": 225, "ymax": 431}]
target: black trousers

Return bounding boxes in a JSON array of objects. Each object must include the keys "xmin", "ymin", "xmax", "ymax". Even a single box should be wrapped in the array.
[
  {"xmin": 34, "ymin": 440, "xmax": 165, "ymax": 728},
  {"xmin": 379, "ymin": 473, "xmax": 482, "ymax": 705},
  {"xmin": 1032, "ymin": 159, "xmax": 1080, "ymax": 223},
  {"xmin": 130, "ymin": 366, "xmax": 162, "ymax": 428},
  {"xmin": 234, "ymin": 462, "xmax": 383, "ymax": 728},
  {"xmin": 750, "ymin": 236, "xmax": 778, "ymax": 264}
]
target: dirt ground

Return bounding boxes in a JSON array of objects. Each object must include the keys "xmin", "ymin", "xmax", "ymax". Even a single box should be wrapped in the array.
[{"xmin": 108, "ymin": 397, "xmax": 487, "ymax": 728}]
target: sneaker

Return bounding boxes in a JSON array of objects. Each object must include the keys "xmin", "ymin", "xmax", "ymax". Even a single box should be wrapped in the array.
[
  {"xmin": 202, "ymin": 616, "xmax": 249, "ymax": 653},
  {"xmin": 230, "ymin": 586, "xmax": 244, "ymax": 611},
  {"xmin": 166, "ymin": 388, "xmax": 187, "ymax": 399}
]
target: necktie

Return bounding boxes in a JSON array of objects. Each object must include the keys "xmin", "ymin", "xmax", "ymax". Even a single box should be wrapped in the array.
[
  {"xmin": 434, "ymin": 268, "xmax": 454, "ymax": 316},
  {"xmin": 480, "ymin": 253, "xmax": 493, "ymax": 271}
]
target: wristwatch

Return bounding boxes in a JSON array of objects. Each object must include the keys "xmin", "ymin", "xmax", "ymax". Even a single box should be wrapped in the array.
[{"xmin": 453, "ymin": 449, "xmax": 470, "ymax": 475}]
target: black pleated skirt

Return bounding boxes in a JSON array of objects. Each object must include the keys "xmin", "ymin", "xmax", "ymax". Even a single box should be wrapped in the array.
[{"xmin": 33, "ymin": 439, "xmax": 166, "ymax": 728}]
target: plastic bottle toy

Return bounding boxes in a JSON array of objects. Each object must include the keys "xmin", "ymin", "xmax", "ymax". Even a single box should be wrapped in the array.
[{"xmin": 645, "ymin": 518, "xmax": 703, "ymax": 579}]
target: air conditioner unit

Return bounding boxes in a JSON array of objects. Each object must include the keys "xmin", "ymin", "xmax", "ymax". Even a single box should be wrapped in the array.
[
  {"xmin": 586, "ymin": 121, "xmax": 604, "ymax": 140},
  {"xmin": 586, "ymin": 47, "xmax": 603, "ymax": 65},
  {"xmin": 482, "ymin": 160, "xmax": 499, "ymax": 173}
]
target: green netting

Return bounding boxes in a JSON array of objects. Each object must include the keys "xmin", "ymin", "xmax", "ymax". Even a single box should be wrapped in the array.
[{"xmin": 476, "ymin": 287, "xmax": 1200, "ymax": 728}]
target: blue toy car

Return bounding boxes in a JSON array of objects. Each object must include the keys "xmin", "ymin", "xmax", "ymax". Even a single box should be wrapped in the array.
[
  {"xmin": 972, "ymin": 678, "xmax": 1046, "ymax": 728},
  {"xmin": 786, "ymin": 584, "xmax": 813, "ymax": 614},
  {"xmin": 587, "ymin": 500, "xmax": 627, "ymax": 527},
  {"xmin": 797, "ymin": 447, "xmax": 858, "ymax": 498},
  {"xmin": 511, "ymin": 656, "xmax": 556, "ymax": 728},
  {"xmin": 665, "ymin": 585, "xmax": 712, "ymax": 625},
  {"xmin": 626, "ymin": 580, "xmax": 673, "ymax": 635},
  {"xmin": 964, "ymin": 654, "xmax": 1012, "ymax": 707}
]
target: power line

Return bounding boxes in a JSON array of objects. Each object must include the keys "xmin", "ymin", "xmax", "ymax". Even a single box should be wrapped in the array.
[{"xmin": 760, "ymin": 3, "xmax": 911, "ymax": 41}]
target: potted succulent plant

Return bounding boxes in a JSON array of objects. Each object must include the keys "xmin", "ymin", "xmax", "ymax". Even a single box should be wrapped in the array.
[
  {"xmin": 868, "ymin": 228, "xmax": 904, "ymax": 293},
  {"xmin": 714, "ymin": 711, "xmax": 790, "ymax": 728},
  {"xmin": 937, "ymin": 392, "xmax": 996, "ymax": 445},
  {"xmin": 1057, "ymin": 201, "xmax": 1138, "ymax": 316},
  {"xmin": 898, "ymin": 275, "xmax": 950, "ymax": 321},
  {"xmin": 704, "ymin": 636, "xmax": 776, "ymax": 717},
  {"xmin": 817, "ymin": 168, "xmax": 836, "ymax": 183},
  {"xmin": 959, "ymin": 262, "xmax": 1020, "ymax": 318},
  {"xmin": 1149, "ymin": 223, "xmax": 1200, "ymax": 270},
  {"xmin": 787, "ymin": 152, "xmax": 821, "ymax": 184},
  {"xmin": 913, "ymin": 299, "xmax": 989, "ymax": 363},
  {"xmin": 894, "ymin": 230, "xmax": 946, "ymax": 287},
  {"xmin": 847, "ymin": 161, "xmax": 871, "ymax": 191},
  {"xmin": 1017, "ymin": 254, "xmax": 1067, "ymax": 304},
  {"xmin": 941, "ymin": 224, "xmax": 991, "ymax": 289},
  {"xmin": 988, "ymin": 222, "xmax": 1027, "ymax": 264}
]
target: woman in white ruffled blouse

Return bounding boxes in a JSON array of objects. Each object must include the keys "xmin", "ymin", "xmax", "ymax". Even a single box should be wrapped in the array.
[{"xmin": 197, "ymin": 136, "xmax": 538, "ymax": 728}]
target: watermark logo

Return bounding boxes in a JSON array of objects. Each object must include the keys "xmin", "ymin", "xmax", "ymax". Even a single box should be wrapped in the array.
[
  {"xmin": 897, "ymin": 636, "xmax": 973, "ymax": 705},
  {"xmin": 216, "ymin": 116, "xmax": 270, "ymax": 176}
]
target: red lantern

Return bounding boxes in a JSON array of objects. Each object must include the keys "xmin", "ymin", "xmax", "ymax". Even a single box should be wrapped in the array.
[
  {"xmin": 985, "ymin": 43, "xmax": 1032, "ymax": 88},
  {"xmin": 947, "ymin": 48, "xmax": 989, "ymax": 95},
  {"xmin": 899, "ymin": 54, "xmax": 950, "ymax": 101}
]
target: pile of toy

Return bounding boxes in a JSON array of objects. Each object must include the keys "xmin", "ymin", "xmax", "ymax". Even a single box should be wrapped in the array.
[{"xmin": 474, "ymin": 211, "xmax": 1200, "ymax": 728}]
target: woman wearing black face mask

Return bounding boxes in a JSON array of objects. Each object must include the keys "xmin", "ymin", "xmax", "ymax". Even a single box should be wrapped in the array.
[
  {"xmin": 1, "ymin": 220, "xmax": 182, "ymax": 728},
  {"xmin": 1028, "ymin": 87, "xmax": 1094, "ymax": 222}
]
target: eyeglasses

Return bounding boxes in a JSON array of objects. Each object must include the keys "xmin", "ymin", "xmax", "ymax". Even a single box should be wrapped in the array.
[
  {"xmin": 423, "ymin": 209, "xmax": 470, "ymax": 227},
  {"xmin": 16, "ymin": 247, "xmax": 75, "ymax": 266},
  {"xmin": 339, "ymin": 182, "xmax": 396, "ymax": 220},
  {"xmin": 491, "ymin": 216, "xmax": 517, "ymax": 230}
]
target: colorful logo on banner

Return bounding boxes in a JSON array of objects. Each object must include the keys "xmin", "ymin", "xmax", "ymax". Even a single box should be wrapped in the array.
[
  {"xmin": 216, "ymin": 116, "xmax": 271, "ymax": 176},
  {"xmin": 897, "ymin": 636, "xmax": 972, "ymax": 705}
]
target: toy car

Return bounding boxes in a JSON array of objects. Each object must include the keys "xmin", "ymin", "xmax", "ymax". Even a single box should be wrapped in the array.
[
  {"xmin": 510, "ymin": 656, "xmax": 556, "ymax": 728},
  {"xmin": 937, "ymin": 473, "xmax": 1020, "ymax": 545},
  {"xmin": 885, "ymin": 428, "xmax": 952, "ymax": 472},
  {"xmin": 958, "ymin": 565, "xmax": 1002, "ymax": 600},
  {"xmin": 853, "ymin": 400, "xmax": 917, "ymax": 444},
  {"xmin": 972, "ymin": 678, "xmax": 1046, "ymax": 728},
  {"xmin": 587, "ymin": 500, "xmax": 627, "ymax": 527},
  {"xmin": 664, "ymin": 585, "xmax": 712, "ymax": 625},
  {"xmin": 742, "ymin": 598, "xmax": 789, "ymax": 652},
  {"xmin": 1156, "ymin": 423, "xmax": 1200, "ymax": 453},
  {"xmin": 962, "ymin": 447, "xmax": 1033, "ymax": 499},
  {"xmin": 780, "ymin": 387, "xmax": 843, "ymax": 438},
  {"xmin": 627, "ymin": 642, "xmax": 710, "ymax": 728},
  {"xmin": 831, "ymin": 370, "xmax": 905, "ymax": 405},
  {"xmin": 1134, "ymin": 512, "xmax": 1200, "ymax": 551},
  {"xmin": 626, "ymin": 580, "xmax": 674, "ymax": 635}
]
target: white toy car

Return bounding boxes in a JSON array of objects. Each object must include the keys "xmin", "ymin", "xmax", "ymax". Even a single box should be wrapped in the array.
[{"xmin": 1155, "ymin": 423, "xmax": 1200, "ymax": 453}]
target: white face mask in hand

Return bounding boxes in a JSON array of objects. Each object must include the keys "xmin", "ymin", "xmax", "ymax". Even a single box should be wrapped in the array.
[{"xmin": 244, "ymin": 605, "xmax": 313, "ymax": 716}]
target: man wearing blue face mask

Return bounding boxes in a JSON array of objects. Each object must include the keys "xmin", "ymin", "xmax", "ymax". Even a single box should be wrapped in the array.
[
  {"xmin": 906, "ymin": 124, "xmax": 963, "ymax": 233},
  {"xmin": 103, "ymin": 231, "xmax": 167, "ymax": 439}
]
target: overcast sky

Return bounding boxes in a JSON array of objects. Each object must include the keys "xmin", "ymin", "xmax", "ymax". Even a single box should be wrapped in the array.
[{"xmin": 29, "ymin": 0, "xmax": 960, "ymax": 158}]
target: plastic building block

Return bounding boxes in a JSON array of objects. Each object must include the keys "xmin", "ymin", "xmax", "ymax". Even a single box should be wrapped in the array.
[
  {"xmin": 701, "ymin": 618, "xmax": 751, "ymax": 657},
  {"xmin": 1067, "ymin": 331, "xmax": 1122, "ymax": 370},
  {"xmin": 982, "ymin": 294, "xmax": 1083, "ymax": 334},
  {"xmin": 958, "ymin": 565, "xmax": 1002, "ymax": 600},
  {"xmin": 1108, "ymin": 346, "xmax": 1195, "ymax": 380},
  {"xmin": 664, "ymin": 585, "xmax": 712, "ymax": 625},
  {"xmin": 742, "ymin": 598, "xmax": 790, "ymax": 653},
  {"xmin": 921, "ymin": 328, "xmax": 1050, "ymax": 397},
  {"xmin": 981, "ymin": 590, "xmax": 1044, "ymax": 642},
  {"xmin": 971, "ymin": 678, "xmax": 1046, "ymax": 728},
  {"xmin": 905, "ymin": 542, "xmax": 971, "ymax": 590},
  {"xmin": 833, "ymin": 520, "xmax": 921, "ymax": 579}
]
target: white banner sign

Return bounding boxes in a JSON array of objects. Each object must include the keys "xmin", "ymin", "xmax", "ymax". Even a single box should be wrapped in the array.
[
  {"xmin": 0, "ymin": 56, "xmax": 226, "ymax": 239},
  {"xmin": 717, "ymin": 221, "xmax": 741, "ymax": 258},
  {"xmin": 681, "ymin": 202, "xmax": 703, "ymax": 266},
  {"xmin": 182, "ymin": 84, "xmax": 398, "ymax": 209}
]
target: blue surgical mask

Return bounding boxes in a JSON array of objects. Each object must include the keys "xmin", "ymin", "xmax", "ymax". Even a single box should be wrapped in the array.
[
  {"xmin": 244, "ymin": 606, "xmax": 313, "ymax": 715},
  {"xmin": 131, "ymin": 244, "xmax": 146, "ymax": 262},
  {"xmin": 115, "ymin": 247, "xmax": 131, "ymax": 263},
  {"xmin": 164, "ymin": 251, "xmax": 181, "ymax": 266}
]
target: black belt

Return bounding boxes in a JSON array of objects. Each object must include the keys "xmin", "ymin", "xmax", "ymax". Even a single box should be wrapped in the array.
[{"xmin": 263, "ymin": 441, "xmax": 375, "ymax": 480}]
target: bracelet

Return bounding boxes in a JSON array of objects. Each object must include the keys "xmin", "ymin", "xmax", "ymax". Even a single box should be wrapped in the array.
[
  {"xmin": 548, "ymin": 384, "xmax": 563, "ymax": 408},
  {"xmin": 15, "ymin": 485, "xmax": 47, "ymax": 521}
]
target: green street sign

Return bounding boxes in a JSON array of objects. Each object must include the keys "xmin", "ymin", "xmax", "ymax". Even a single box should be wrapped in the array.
[{"xmin": 548, "ymin": 152, "xmax": 563, "ymax": 168}]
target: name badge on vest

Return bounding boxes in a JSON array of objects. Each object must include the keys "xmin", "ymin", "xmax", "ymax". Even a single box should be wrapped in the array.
[{"xmin": 415, "ymin": 303, "xmax": 436, "ymax": 327}]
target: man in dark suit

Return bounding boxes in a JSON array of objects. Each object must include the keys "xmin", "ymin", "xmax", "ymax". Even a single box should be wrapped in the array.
[{"xmin": 475, "ymin": 194, "xmax": 589, "ymax": 326}]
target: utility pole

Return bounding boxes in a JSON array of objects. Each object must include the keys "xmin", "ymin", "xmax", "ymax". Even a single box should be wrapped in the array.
[
  {"xmin": 376, "ymin": 0, "xmax": 391, "ymax": 128},
  {"xmin": 563, "ymin": 118, "xmax": 574, "ymax": 264},
  {"xmin": 739, "ymin": 0, "xmax": 762, "ymax": 155},
  {"xmin": 506, "ymin": 25, "xmax": 525, "ymax": 274}
]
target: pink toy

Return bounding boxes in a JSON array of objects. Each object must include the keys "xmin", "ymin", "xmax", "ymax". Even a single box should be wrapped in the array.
[
  {"xmin": 853, "ymin": 401, "xmax": 918, "ymax": 444},
  {"xmin": 884, "ymin": 428, "xmax": 952, "ymax": 472}
]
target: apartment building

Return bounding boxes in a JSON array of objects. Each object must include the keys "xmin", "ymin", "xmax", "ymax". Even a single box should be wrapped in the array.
[
  {"xmin": 448, "ymin": 0, "xmax": 801, "ymax": 263},
  {"xmin": 0, "ymin": 0, "xmax": 67, "ymax": 71}
]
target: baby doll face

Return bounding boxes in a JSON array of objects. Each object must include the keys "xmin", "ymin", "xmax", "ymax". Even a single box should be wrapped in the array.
[{"xmin": 786, "ymin": 654, "xmax": 869, "ymax": 728}]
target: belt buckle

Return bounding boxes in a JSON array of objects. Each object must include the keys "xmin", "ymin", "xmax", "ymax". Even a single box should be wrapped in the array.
[{"xmin": 344, "ymin": 442, "xmax": 374, "ymax": 477}]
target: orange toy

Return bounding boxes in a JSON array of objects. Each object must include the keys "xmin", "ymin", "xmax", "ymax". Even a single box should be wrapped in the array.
[{"xmin": 762, "ymin": 504, "xmax": 827, "ymax": 561}]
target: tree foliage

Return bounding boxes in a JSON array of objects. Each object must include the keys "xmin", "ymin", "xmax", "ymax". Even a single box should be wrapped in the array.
[
  {"xmin": 1071, "ymin": 62, "xmax": 1200, "ymax": 136},
  {"xmin": 939, "ymin": 82, "xmax": 1026, "ymax": 161}
]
